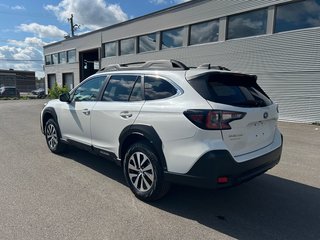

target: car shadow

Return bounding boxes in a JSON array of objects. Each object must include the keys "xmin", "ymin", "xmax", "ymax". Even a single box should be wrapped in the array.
[
  {"xmin": 152, "ymin": 176, "xmax": 320, "ymax": 240},
  {"xmin": 61, "ymin": 147, "xmax": 127, "ymax": 186},
  {"xmin": 62, "ymin": 148, "xmax": 320, "ymax": 240}
]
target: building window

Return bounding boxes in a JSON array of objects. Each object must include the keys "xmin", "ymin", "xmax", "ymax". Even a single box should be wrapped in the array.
[
  {"xmin": 45, "ymin": 55, "xmax": 51, "ymax": 65},
  {"xmin": 138, "ymin": 33, "xmax": 157, "ymax": 53},
  {"xmin": 104, "ymin": 41, "xmax": 117, "ymax": 57},
  {"xmin": 120, "ymin": 38, "xmax": 135, "ymax": 55},
  {"xmin": 275, "ymin": 0, "xmax": 320, "ymax": 33},
  {"xmin": 59, "ymin": 51, "xmax": 66, "ymax": 64},
  {"xmin": 52, "ymin": 53, "xmax": 59, "ymax": 64},
  {"xmin": 189, "ymin": 20, "xmax": 219, "ymax": 45},
  {"xmin": 227, "ymin": 8, "xmax": 268, "ymax": 40},
  {"xmin": 67, "ymin": 49, "xmax": 76, "ymax": 63},
  {"xmin": 161, "ymin": 27, "xmax": 184, "ymax": 49}
]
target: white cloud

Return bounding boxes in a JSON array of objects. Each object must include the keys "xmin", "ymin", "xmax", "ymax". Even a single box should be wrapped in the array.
[
  {"xmin": 8, "ymin": 37, "xmax": 47, "ymax": 49},
  {"xmin": 11, "ymin": 5, "xmax": 25, "ymax": 10},
  {"xmin": 150, "ymin": 0, "xmax": 167, "ymax": 4},
  {"xmin": 0, "ymin": 38, "xmax": 46, "ymax": 78},
  {"xmin": 0, "ymin": 3, "xmax": 26, "ymax": 10},
  {"xmin": 44, "ymin": 0, "xmax": 128, "ymax": 31},
  {"xmin": 17, "ymin": 23, "xmax": 67, "ymax": 38}
]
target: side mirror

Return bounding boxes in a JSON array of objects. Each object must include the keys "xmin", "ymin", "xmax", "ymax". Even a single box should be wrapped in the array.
[{"xmin": 59, "ymin": 93, "xmax": 70, "ymax": 103}]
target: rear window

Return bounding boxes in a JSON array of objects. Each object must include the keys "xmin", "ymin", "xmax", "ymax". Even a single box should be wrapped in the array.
[
  {"xmin": 144, "ymin": 76, "xmax": 177, "ymax": 100},
  {"xmin": 188, "ymin": 72, "xmax": 272, "ymax": 107}
]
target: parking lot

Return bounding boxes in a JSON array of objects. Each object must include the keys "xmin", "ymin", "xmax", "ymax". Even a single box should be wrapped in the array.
[{"xmin": 0, "ymin": 99, "xmax": 319, "ymax": 240}]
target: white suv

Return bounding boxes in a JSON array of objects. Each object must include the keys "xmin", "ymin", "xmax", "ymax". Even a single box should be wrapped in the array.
[{"xmin": 41, "ymin": 60, "xmax": 283, "ymax": 201}]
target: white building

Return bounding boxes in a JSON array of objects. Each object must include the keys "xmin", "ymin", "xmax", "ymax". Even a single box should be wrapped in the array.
[{"xmin": 43, "ymin": 0, "xmax": 320, "ymax": 123}]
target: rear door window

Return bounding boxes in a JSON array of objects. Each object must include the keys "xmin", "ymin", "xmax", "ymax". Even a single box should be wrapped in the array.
[
  {"xmin": 102, "ymin": 75, "xmax": 139, "ymax": 101},
  {"xmin": 188, "ymin": 72, "xmax": 272, "ymax": 107}
]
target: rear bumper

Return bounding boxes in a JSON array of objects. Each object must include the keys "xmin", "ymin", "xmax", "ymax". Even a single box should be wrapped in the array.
[{"xmin": 164, "ymin": 135, "xmax": 283, "ymax": 189}]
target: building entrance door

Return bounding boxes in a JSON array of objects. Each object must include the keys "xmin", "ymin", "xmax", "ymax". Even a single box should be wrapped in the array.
[
  {"xmin": 62, "ymin": 73, "xmax": 74, "ymax": 90},
  {"xmin": 79, "ymin": 48, "xmax": 100, "ymax": 82}
]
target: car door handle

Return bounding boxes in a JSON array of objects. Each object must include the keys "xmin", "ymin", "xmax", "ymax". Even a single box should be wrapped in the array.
[
  {"xmin": 82, "ymin": 109, "xmax": 90, "ymax": 115},
  {"xmin": 120, "ymin": 111, "xmax": 133, "ymax": 119}
]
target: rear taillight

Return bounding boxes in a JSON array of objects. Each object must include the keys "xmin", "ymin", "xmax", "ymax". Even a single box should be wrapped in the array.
[{"xmin": 183, "ymin": 110, "xmax": 246, "ymax": 130}]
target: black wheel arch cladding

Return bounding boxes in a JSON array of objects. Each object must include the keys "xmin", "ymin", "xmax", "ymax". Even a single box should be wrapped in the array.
[{"xmin": 119, "ymin": 124, "xmax": 167, "ymax": 170}]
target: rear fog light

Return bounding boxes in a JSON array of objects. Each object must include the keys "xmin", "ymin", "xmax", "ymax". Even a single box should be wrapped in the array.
[{"xmin": 217, "ymin": 177, "xmax": 229, "ymax": 184}]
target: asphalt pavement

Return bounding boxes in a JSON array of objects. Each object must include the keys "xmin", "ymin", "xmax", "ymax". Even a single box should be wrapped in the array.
[{"xmin": 0, "ymin": 99, "xmax": 319, "ymax": 240}]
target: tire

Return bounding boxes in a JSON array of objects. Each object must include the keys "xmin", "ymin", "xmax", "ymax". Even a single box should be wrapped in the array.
[
  {"xmin": 44, "ymin": 118, "xmax": 66, "ymax": 154},
  {"xmin": 123, "ymin": 142, "xmax": 170, "ymax": 201}
]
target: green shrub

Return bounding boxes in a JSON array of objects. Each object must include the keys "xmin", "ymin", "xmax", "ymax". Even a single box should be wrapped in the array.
[
  {"xmin": 48, "ymin": 82, "xmax": 69, "ymax": 99},
  {"xmin": 20, "ymin": 96, "xmax": 29, "ymax": 100}
]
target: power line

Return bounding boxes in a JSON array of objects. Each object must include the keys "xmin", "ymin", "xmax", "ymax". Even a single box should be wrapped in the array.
[{"xmin": 0, "ymin": 10, "xmax": 57, "ymax": 20}]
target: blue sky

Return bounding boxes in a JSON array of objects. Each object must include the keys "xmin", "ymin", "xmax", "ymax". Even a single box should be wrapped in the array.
[{"xmin": 0, "ymin": 0, "xmax": 189, "ymax": 77}]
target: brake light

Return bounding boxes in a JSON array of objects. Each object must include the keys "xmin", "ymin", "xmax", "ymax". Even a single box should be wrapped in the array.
[{"xmin": 184, "ymin": 110, "xmax": 246, "ymax": 130}]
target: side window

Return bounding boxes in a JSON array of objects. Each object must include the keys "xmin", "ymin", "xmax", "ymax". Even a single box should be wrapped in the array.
[
  {"xmin": 227, "ymin": 8, "xmax": 268, "ymax": 40},
  {"xmin": 144, "ymin": 76, "xmax": 177, "ymax": 100},
  {"xmin": 102, "ymin": 75, "xmax": 138, "ymax": 101},
  {"xmin": 73, "ymin": 76, "xmax": 106, "ymax": 102},
  {"xmin": 275, "ymin": 0, "xmax": 320, "ymax": 33}
]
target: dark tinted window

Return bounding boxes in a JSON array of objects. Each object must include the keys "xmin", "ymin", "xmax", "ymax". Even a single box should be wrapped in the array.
[
  {"xmin": 104, "ymin": 41, "xmax": 117, "ymax": 57},
  {"xmin": 227, "ymin": 8, "xmax": 268, "ymax": 40},
  {"xmin": 144, "ymin": 76, "xmax": 177, "ymax": 100},
  {"xmin": 129, "ymin": 77, "xmax": 143, "ymax": 101},
  {"xmin": 103, "ymin": 75, "xmax": 138, "ymax": 101},
  {"xmin": 188, "ymin": 73, "xmax": 272, "ymax": 107},
  {"xmin": 139, "ymin": 33, "xmax": 156, "ymax": 53},
  {"xmin": 2, "ymin": 87, "xmax": 17, "ymax": 96},
  {"xmin": 73, "ymin": 76, "xmax": 106, "ymax": 102},
  {"xmin": 120, "ymin": 38, "xmax": 135, "ymax": 55},
  {"xmin": 275, "ymin": 0, "xmax": 320, "ymax": 33},
  {"xmin": 190, "ymin": 20, "xmax": 219, "ymax": 45},
  {"xmin": 161, "ymin": 27, "xmax": 184, "ymax": 49}
]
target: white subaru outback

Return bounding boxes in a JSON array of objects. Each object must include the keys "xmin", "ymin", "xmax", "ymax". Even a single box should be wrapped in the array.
[{"xmin": 41, "ymin": 60, "xmax": 283, "ymax": 201}]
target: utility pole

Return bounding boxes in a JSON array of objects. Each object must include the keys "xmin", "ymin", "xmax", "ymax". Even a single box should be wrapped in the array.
[{"xmin": 67, "ymin": 14, "xmax": 80, "ymax": 37}]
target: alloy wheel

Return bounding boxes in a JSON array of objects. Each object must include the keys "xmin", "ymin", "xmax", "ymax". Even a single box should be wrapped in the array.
[
  {"xmin": 46, "ymin": 124, "xmax": 58, "ymax": 150},
  {"xmin": 128, "ymin": 152, "xmax": 155, "ymax": 192}
]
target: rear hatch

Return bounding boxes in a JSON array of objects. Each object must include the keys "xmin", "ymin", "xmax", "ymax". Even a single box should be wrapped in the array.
[{"xmin": 187, "ymin": 71, "xmax": 278, "ymax": 157}]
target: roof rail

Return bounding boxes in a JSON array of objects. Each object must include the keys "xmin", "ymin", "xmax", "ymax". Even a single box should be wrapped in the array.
[
  {"xmin": 197, "ymin": 63, "xmax": 230, "ymax": 71},
  {"xmin": 98, "ymin": 59, "xmax": 189, "ymax": 72}
]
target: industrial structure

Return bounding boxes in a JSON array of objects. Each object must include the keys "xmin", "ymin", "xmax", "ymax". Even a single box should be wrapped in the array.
[
  {"xmin": 0, "ymin": 69, "xmax": 35, "ymax": 92},
  {"xmin": 43, "ymin": 0, "xmax": 320, "ymax": 123}
]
